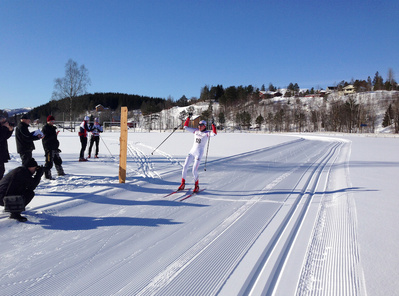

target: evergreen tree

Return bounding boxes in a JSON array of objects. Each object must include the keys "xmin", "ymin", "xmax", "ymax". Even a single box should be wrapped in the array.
[
  {"xmin": 255, "ymin": 114, "xmax": 264, "ymax": 128},
  {"xmin": 382, "ymin": 104, "xmax": 393, "ymax": 127},
  {"xmin": 373, "ymin": 71, "xmax": 384, "ymax": 90}
]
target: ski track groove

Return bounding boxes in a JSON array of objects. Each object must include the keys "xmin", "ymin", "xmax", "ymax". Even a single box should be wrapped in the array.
[
  {"xmin": 296, "ymin": 140, "xmax": 367, "ymax": 296},
  {"xmin": 130, "ymin": 139, "xmax": 338, "ymax": 295},
  {"xmin": 238, "ymin": 141, "xmax": 341, "ymax": 296}
]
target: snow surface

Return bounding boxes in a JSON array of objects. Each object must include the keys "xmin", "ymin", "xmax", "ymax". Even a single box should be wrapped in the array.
[{"xmin": 1, "ymin": 130, "xmax": 398, "ymax": 295}]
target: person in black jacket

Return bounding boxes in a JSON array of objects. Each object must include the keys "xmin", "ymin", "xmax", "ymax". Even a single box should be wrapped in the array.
[
  {"xmin": 42, "ymin": 115, "xmax": 65, "ymax": 179},
  {"xmin": 0, "ymin": 114, "xmax": 14, "ymax": 180},
  {"xmin": 78, "ymin": 115, "xmax": 92, "ymax": 161},
  {"xmin": 15, "ymin": 114, "xmax": 43, "ymax": 166},
  {"xmin": 0, "ymin": 158, "xmax": 43, "ymax": 222}
]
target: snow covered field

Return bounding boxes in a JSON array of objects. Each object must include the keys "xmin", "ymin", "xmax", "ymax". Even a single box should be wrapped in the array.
[{"xmin": 0, "ymin": 130, "xmax": 398, "ymax": 295}]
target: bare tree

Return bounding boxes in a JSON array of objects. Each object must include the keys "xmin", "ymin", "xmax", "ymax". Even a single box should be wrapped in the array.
[{"xmin": 52, "ymin": 59, "xmax": 91, "ymax": 121}]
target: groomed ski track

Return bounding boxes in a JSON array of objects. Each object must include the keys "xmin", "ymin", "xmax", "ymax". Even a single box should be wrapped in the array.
[{"xmin": 0, "ymin": 134, "xmax": 366, "ymax": 295}]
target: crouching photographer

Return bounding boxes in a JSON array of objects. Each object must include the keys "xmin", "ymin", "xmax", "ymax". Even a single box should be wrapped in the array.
[{"xmin": 0, "ymin": 158, "xmax": 43, "ymax": 222}]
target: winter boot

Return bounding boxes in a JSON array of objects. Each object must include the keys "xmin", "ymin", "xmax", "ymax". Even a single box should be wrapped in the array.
[
  {"xmin": 56, "ymin": 165, "xmax": 65, "ymax": 176},
  {"xmin": 177, "ymin": 178, "xmax": 185, "ymax": 191},
  {"xmin": 79, "ymin": 158, "xmax": 88, "ymax": 162},
  {"xmin": 10, "ymin": 213, "xmax": 28, "ymax": 222},
  {"xmin": 45, "ymin": 169, "xmax": 53, "ymax": 180},
  {"xmin": 194, "ymin": 180, "xmax": 199, "ymax": 193},
  {"xmin": 88, "ymin": 154, "xmax": 91, "ymax": 158},
  {"xmin": 95, "ymin": 155, "xmax": 99, "ymax": 158}
]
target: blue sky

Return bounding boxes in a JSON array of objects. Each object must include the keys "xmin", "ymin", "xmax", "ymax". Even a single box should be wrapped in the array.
[{"xmin": 1, "ymin": 0, "xmax": 398, "ymax": 109}]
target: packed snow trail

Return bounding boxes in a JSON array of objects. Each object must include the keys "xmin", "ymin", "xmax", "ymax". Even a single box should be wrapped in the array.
[{"xmin": 0, "ymin": 134, "xmax": 365, "ymax": 295}]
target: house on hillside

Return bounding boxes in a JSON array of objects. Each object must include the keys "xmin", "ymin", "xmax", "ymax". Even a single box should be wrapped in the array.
[
  {"xmin": 259, "ymin": 90, "xmax": 283, "ymax": 99},
  {"xmin": 96, "ymin": 104, "xmax": 105, "ymax": 112},
  {"xmin": 343, "ymin": 84, "xmax": 355, "ymax": 95},
  {"xmin": 183, "ymin": 115, "xmax": 201, "ymax": 128},
  {"xmin": 326, "ymin": 86, "xmax": 338, "ymax": 94}
]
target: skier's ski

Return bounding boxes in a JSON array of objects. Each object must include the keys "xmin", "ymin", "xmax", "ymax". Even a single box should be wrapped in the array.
[
  {"xmin": 179, "ymin": 189, "xmax": 205, "ymax": 202},
  {"xmin": 163, "ymin": 188, "xmax": 191, "ymax": 198}
]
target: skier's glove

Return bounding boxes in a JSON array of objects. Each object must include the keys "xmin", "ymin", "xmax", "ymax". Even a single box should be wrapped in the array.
[{"xmin": 212, "ymin": 123, "xmax": 217, "ymax": 134}]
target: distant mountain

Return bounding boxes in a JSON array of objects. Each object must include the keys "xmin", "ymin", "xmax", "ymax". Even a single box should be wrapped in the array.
[{"xmin": 2, "ymin": 107, "xmax": 32, "ymax": 117}]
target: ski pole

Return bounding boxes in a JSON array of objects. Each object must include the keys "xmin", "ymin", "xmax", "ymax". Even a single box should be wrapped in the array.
[
  {"xmin": 204, "ymin": 134, "xmax": 211, "ymax": 171},
  {"xmin": 100, "ymin": 135, "xmax": 115, "ymax": 159},
  {"xmin": 151, "ymin": 123, "xmax": 181, "ymax": 155}
]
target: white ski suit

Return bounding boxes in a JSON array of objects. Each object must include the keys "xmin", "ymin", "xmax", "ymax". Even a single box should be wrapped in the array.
[{"xmin": 181, "ymin": 122, "xmax": 216, "ymax": 182}]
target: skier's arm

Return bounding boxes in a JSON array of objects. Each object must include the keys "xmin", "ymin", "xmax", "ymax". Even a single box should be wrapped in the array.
[
  {"xmin": 184, "ymin": 117, "xmax": 190, "ymax": 127},
  {"xmin": 183, "ymin": 116, "xmax": 197, "ymax": 133}
]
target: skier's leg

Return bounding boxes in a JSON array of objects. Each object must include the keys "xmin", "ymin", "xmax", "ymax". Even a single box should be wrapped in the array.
[
  {"xmin": 192, "ymin": 157, "xmax": 201, "ymax": 182},
  {"xmin": 181, "ymin": 154, "xmax": 194, "ymax": 180}
]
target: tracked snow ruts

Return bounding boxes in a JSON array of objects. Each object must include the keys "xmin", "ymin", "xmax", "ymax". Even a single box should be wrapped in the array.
[
  {"xmin": 134, "ymin": 140, "xmax": 325, "ymax": 295},
  {"xmin": 296, "ymin": 140, "xmax": 367, "ymax": 296},
  {"xmin": 127, "ymin": 143, "xmax": 160, "ymax": 179}
]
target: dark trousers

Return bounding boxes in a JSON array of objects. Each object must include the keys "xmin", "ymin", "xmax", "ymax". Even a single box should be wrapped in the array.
[
  {"xmin": 45, "ymin": 150, "xmax": 62, "ymax": 170},
  {"xmin": 19, "ymin": 151, "xmax": 33, "ymax": 166},
  {"xmin": 79, "ymin": 136, "xmax": 88, "ymax": 159},
  {"xmin": 0, "ymin": 162, "xmax": 5, "ymax": 180},
  {"xmin": 44, "ymin": 150, "xmax": 63, "ymax": 177},
  {"xmin": 88, "ymin": 136, "xmax": 100, "ymax": 156},
  {"xmin": 1, "ymin": 191, "xmax": 35, "ymax": 214}
]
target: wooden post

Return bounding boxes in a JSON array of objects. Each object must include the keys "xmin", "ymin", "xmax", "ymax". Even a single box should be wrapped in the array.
[{"xmin": 119, "ymin": 107, "xmax": 128, "ymax": 183}]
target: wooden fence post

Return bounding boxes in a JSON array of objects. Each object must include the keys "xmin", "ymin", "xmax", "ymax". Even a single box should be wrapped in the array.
[{"xmin": 119, "ymin": 107, "xmax": 128, "ymax": 183}]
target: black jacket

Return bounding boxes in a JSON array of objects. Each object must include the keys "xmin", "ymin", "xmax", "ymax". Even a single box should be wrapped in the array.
[
  {"xmin": 0, "ymin": 125, "xmax": 13, "ymax": 163},
  {"xmin": 42, "ymin": 123, "xmax": 60, "ymax": 151},
  {"xmin": 15, "ymin": 121, "xmax": 40, "ymax": 154},
  {"xmin": 0, "ymin": 166, "xmax": 42, "ymax": 204}
]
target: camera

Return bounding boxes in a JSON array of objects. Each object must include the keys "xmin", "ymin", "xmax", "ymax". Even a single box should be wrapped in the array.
[{"xmin": 1, "ymin": 120, "xmax": 14, "ymax": 127}]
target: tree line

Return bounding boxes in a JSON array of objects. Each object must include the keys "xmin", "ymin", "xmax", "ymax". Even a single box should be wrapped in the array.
[{"xmin": 11, "ymin": 58, "xmax": 399, "ymax": 134}]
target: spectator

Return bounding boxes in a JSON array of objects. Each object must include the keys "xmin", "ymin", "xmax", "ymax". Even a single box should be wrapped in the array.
[
  {"xmin": 0, "ymin": 114, "xmax": 14, "ymax": 179},
  {"xmin": 0, "ymin": 158, "xmax": 43, "ymax": 222},
  {"xmin": 42, "ymin": 115, "xmax": 65, "ymax": 179},
  {"xmin": 15, "ymin": 114, "xmax": 43, "ymax": 166}
]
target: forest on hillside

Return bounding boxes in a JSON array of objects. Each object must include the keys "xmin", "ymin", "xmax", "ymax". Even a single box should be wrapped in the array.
[{"xmin": 3, "ymin": 70, "xmax": 399, "ymax": 134}]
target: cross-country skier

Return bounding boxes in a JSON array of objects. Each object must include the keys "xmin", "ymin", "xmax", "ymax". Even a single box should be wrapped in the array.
[
  {"xmin": 178, "ymin": 115, "xmax": 217, "ymax": 193},
  {"xmin": 78, "ymin": 116, "xmax": 92, "ymax": 161},
  {"xmin": 88, "ymin": 118, "xmax": 103, "ymax": 158}
]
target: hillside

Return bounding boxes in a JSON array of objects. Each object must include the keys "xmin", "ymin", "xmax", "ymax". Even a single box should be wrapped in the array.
[{"xmin": 3, "ymin": 90, "xmax": 399, "ymax": 134}]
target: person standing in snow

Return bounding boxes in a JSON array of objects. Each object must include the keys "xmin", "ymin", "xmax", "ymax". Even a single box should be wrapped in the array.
[
  {"xmin": 0, "ymin": 158, "xmax": 43, "ymax": 222},
  {"xmin": 15, "ymin": 114, "xmax": 44, "ymax": 166},
  {"xmin": 178, "ymin": 115, "xmax": 217, "ymax": 193},
  {"xmin": 0, "ymin": 114, "xmax": 14, "ymax": 180},
  {"xmin": 42, "ymin": 115, "xmax": 65, "ymax": 179},
  {"xmin": 78, "ymin": 115, "xmax": 92, "ymax": 161},
  {"xmin": 88, "ymin": 118, "xmax": 103, "ymax": 158}
]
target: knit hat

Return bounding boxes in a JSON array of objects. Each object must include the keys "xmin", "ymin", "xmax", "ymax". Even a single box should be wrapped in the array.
[
  {"xmin": 47, "ymin": 115, "xmax": 55, "ymax": 122},
  {"xmin": 25, "ymin": 158, "xmax": 38, "ymax": 168},
  {"xmin": 21, "ymin": 113, "xmax": 30, "ymax": 120}
]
